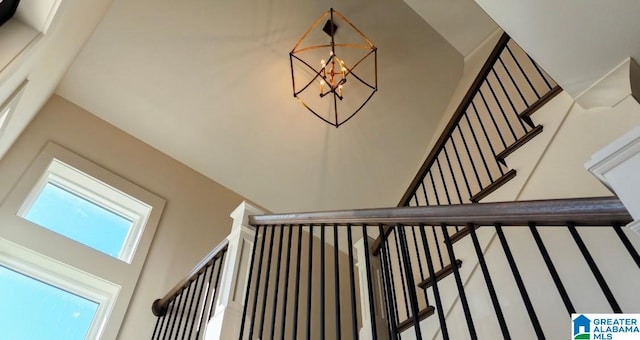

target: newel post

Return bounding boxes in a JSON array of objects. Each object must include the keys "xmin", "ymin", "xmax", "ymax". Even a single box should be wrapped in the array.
[
  {"xmin": 354, "ymin": 236, "xmax": 391, "ymax": 340},
  {"xmin": 205, "ymin": 201, "xmax": 264, "ymax": 339},
  {"xmin": 586, "ymin": 126, "xmax": 640, "ymax": 235}
]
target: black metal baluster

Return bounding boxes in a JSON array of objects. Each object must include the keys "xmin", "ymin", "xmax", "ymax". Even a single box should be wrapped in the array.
[
  {"xmin": 306, "ymin": 225, "xmax": 314, "ymax": 340},
  {"xmin": 182, "ymin": 271, "xmax": 202, "ymax": 339},
  {"xmin": 505, "ymin": 45, "xmax": 540, "ymax": 98},
  {"xmin": 291, "ymin": 226, "xmax": 304, "ymax": 339},
  {"xmin": 478, "ymin": 88, "xmax": 508, "ymax": 149},
  {"xmin": 451, "ymin": 129, "xmax": 474, "ymax": 200},
  {"xmin": 463, "ymin": 111, "xmax": 493, "ymax": 184},
  {"xmin": 497, "ymin": 55, "xmax": 529, "ymax": 107},
  {"xmin": 362, "ymin": 226, "xmax": 380, "ymax": 340},
  {"xmin": 187, "ymin": 268, "xmax": 206, "ymax": 340},
  {"xmin": 334, "ymin": 225, "xmax": 343, "ymax": 340},
  {"xmin": 160, "ymin": 300, "xmax": 176, "ymax": 340},
  {"xmin": 419, "ymin": 224, "xmax": 449, "ymax": 339},
  {"xmin": 567, "ymin": 224, "xmax": 622, "ymax": 312},
  {"xmin": 485, "ymin": 75, "xmax": 519, "ymax": 141},
  {"xmin": 393, "ymin": 228, "xmax": 411, "ymax": 319},
  {"xmin": 175, "ymin": 277, "xmax": 199, "ymax": 339},
  {"xmin": 258, "ymin": 227, "xmax": 277, "ymax": 339},
  {"xmin": 527, "ymin": 55, "xmax": 553, "ymax": 90},
  {"xmin": 410, "ymin": 225, "xmax": 429, "ymax": 305},
  {"xmin": 379, "ymin": 226, "xmax": 399, "ymax": 340},
  {"xmin": 174, "ymin": 286, "xmax": 190, "ymax": 339},
  {"xmin": 239, "ymin": 226, "xmax": 261, "ymax": 340},
  {"xmin": 468, "ymin": 224, "xmax": 511, "ymax": 339},
  {"xmin": 420, "ymin": 181, "xmax": 431, "ymax": 206},
  {"xmin": 167, "ymin": 292, "xmax": 183, "ymax": 339},
  {"xmin": 194, "ymin": 263, "xmax": 214, "ymax": 339},
  {"xmin": 441, "ymin": 223, "xmax": 477, "ymax": 339},
  {"xmin": 428, "ymin": 171, "xmax": 442, "ymax": 205},
  {"xmin": 613, "ymin": 224, "xmax": 640, "ymax": 269},
  {"xmin": 269, "ymin": 226, "xmax": 286, "ymax": 340},
  {"xmin": 491, "ymin": 68, "xmax": 528, "ymax": 132},
  {"xmin": 452, "ymin": 124, "xmax": 482, "ymax": 197},
  {"xmin": 152, "ymin": 314, "xmax": 166, "ymax": 340},
  {"xmin": 396, "ymin": 226, "xmax": 423, "ymax": 340},
  {"xmin": 435, "ymin": 158, "xmax": 453, "ymax": 205},
  {"xmin": 432, "ymin": 226, "xmax": 445, "ymax": 269},
  {"xmin": 347, "ymin": 224, "xmax": 360, "ymax": 340},
  {"xmin": 280, "ymin": 226, "xmax": 294, "ymax": 339},
  {"xmin": 247, "ymin": 227, "xmax": 269, "ymax": 339},
  {"xmin": 443, "ymin": 145, "xmax": 464, "ymax": 204},
  {"xmin": 208, "ymin": 252, "xmax": 226, "ymax": 321},
  {"xmin": 383, "ymin": 234, "xmax": 400, "ymax": 328},
  {"xmin": 470, "ymin": 101, "xmax": 505, "ymax": 176},
  {"xmin": 495, "ymin": 224, "xmax": 545, "ymax": 339},
  {"xmin": 320, "ymin": 224, "xmax": 326, "ymax": 340},
  {"xmin": 529, "ymin": 223, "xmax": 575, "ymax": 314}
]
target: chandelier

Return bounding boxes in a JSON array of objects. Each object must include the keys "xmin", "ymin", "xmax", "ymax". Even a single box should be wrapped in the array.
[{"xmin": 289, "ymin": 8, "xmax": 377, "ymax": 128}]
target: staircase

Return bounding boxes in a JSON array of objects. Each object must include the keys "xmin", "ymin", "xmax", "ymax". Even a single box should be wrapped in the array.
[
  {"xmin": 399, "ymin": 33, "xmax": 560, "ymax": 208},
  {"xmin": 147, "ymin": 33, "xmax": 640, "ymax": 340}
]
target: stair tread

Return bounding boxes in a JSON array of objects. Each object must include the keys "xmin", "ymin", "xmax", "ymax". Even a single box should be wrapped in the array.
[
  {"xmin": 470, "ymin": 169, "xmax": 517, "ymax": 203},
  {"xmin": 496, "ymin": 125, "xmax": 544, "ymax": 164},
  {"xmin": 519, "ymin": 85, "xmax": 563, "ymax": 119},
  {"xmin": 396, "ymin": 306, "xmax": 436, "ymax": 333},
  {"xmin": 417, "ymin": 259, "xmax": 463, "ymax": 289}
]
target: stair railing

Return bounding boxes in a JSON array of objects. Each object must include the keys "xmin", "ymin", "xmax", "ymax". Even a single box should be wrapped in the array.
[
  {"xmin": 241, "ymin": 196, "xmax": 635, "ymax": 340},
  {"xmin": 150, "ymin": 239, "xmax": 229, "ymax": 340},
  {"xmin": 369, "ymin": 197, "xmax": 636, "ymax": 339},
  {"xmin": 400, "ymin": 33, "xmax": 561, "ymax": 209}
]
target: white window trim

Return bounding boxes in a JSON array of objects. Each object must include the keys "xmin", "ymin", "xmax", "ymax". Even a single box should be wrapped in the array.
[
  {"xmin": 0, "ymin": 141, "xmax": 166, "ymax": 339},
  {"xmin": 17, "ymin": 158, "xmax": 152, "ymax": 263},
  {"xmin": 0, "ymin": 238, "xmax": 121, "ymax": 340}
]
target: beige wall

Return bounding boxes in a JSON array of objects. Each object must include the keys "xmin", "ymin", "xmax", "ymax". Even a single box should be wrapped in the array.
[{"xmin": 0, "ymin": 94, "xmax": 250, "ymax": 339}]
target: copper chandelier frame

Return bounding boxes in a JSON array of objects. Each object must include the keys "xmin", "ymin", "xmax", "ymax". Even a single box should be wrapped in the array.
[{"xmin": 289, "ymin": 8, "xmax": 378, "ymax": 128}]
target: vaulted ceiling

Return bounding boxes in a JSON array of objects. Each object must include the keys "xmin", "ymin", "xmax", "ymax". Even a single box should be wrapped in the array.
[{"xmin": 51, "ymin": 0, "xmax": 498, "ymax": 213}]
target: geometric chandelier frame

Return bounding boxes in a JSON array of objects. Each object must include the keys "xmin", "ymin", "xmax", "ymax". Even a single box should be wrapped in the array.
[{"xmin": 289, "ymin": 8, "xmax": 377, "ymax": 128}]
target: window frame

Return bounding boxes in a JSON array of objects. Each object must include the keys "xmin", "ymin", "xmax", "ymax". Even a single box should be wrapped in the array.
[
  {"xmin": 17, "ymin": 158, "xmax": 152, "ymax": 263},
  {"xmin": 0, "ymin": 142, "xmax": 166, "ymax": 339},
  {"xmin": 0, "ymin": 238, "xmax": 120, "ymax": 340}
]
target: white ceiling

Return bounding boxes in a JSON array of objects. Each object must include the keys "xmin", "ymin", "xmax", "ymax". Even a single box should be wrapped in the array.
[
  {"xmin": 55, "ymin": 0, "xmax": 498, "ymax": 213},
  {"xmin": 475, "ymin": 0, "xmax": 640, "ymax": 98}
]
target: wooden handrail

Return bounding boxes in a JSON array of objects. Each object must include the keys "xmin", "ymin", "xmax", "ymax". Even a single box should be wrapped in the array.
[
  {"xmin": 397, "ymin": 33, "xmax": 511, "ymax": 208},
  {"xmin": 152, "ymin": 239, "xmax": 229, "ymax": 316},
  {"xmin": 250, "ymin": 196, "xmax": 629, "ymax": 227},
  {"xmin": 249, "ymin": 197, "xmax": 631, "ymax": 254}
]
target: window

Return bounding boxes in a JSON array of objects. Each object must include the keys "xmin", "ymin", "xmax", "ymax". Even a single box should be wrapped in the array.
[
  {"xmin": 0, "ymin": 239, "xmax": 120, "ymax": 340},
  {"xmin": 0, "ymin": 142, "xmax": 165, "ymax": 338},
  {"xmin": 0, "ymin": 265, "xmax": 98, "ymax": 339},
  {"xmin": 18, "ymin": 159, "xmax": 152, "ymax": 263}
]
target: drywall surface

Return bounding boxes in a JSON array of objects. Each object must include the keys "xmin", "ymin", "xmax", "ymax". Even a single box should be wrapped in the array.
[{"xmin": 0, "ymin": 95, "xmax": 249, "ymax": 339}]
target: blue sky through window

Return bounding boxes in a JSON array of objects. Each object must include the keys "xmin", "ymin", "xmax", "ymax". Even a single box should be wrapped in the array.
[
  {"xmin": 0, "ymin": 265, "xmax": 99, "ymax": 340},
  {"xmin": 24, "ymin": 182, "xmax": 133, "ymax": 258}
]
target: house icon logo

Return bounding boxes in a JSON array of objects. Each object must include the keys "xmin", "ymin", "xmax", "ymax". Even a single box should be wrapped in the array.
[{"xmin": 573, "ymin": 314, "xmax": 591, "ymax": 339}]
